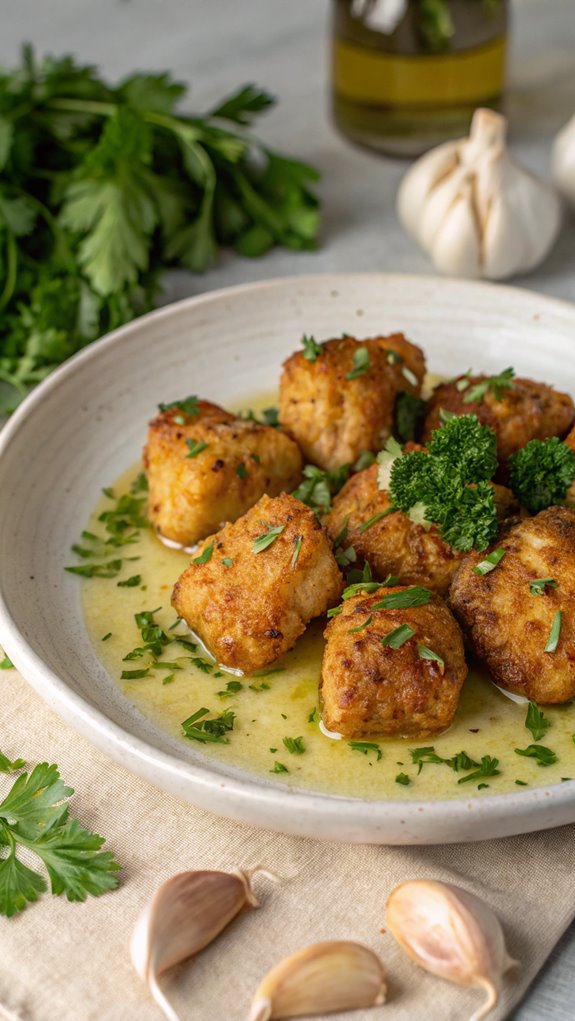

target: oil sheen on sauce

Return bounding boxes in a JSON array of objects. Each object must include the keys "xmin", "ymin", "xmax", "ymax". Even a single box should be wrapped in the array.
[{"xmin": 81, "ymin": 389, "xmax": 575, "ymax": 802}]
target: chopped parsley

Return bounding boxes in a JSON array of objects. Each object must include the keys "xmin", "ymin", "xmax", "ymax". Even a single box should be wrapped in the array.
[
  {"xmin": 283, "ymin": 736, "xmax": 305, "ymax": 755},
  {"xmin": 159, "ymin": 396, "xmax": 200, "ymax": 417},
  {"xmin": 0, "ymin": 653, "xmax": 14, "ymax": 669},
  {"xmin": 381, "ymin": 623, "xmax": 416, "ymax": 649},
  {"xmin": 515, "ymin": 744, "xmax": 558, "ymax": 767},
  {"xmin": 181, "ymin": 707, "xmax": 236, "ymax": 744},
  {"xmin": 192, "ymin": 541, "xmax": 214, "ymax": 565},
  {"xmin": 417, "ymin": 644, "xmax": 444, "ymax": 669},
  {"xmin": 356, "ymin": 508, "xmax": 395, "ymax": 533},
  {"xmin": 101, "ymin": 633, "xmax": 112, "ymax": 642},
  {"xmin": 354, "ymin": 451, "xmax": 377, "ymax": 472},
  {"xmin": 291, "ymin": 536, "xmax": 303, "ymax": 567},
  {"xmin": 253, "ymin": 525, "xmax": 285, "ymax": 553},
  {"xmin": 301, "ymin": 334, "xmax": 322, "ymax": 362},
  {"xmin": 463, "ymin": 368, "xmax": 515, "ymax": 404},
  {"xmin": 509, "ymin": 437, "xmax": 575, "ymax": 514},
  {"xmin": 222, "ymin": 557, "xmax": 234, "ymax": 568},
  {"xmin": 117, "ymin": 574, "xmax": 141, "ymax": 587},
  {"xmin": 345, "ymin": 347, "xmax": 370, "ymax": 380},
  {"xmin": 335, "ymin": 545, "xmax": 357, "ymax": 569},
  {"xmin": 236, "ymin": 463, "xmax": 248, "ymax": 479},
  {"xmin": 120, "ymin": 668, "xmax": 149, "ymax": 679},
  {"xmin": 270, "ymin": 762, "xmax": 289, "ymax": 773},
  {"xmin": 395, "ymin": 773, "xmax": 410, "ymax": 786},
  {"xmin": 529, "ymin": 577, "xmax": 557, "ymax": 597},
  {"xmin": 544, "ymin": 610, "xmax": 562, "ymax": 653},
  {"xmin": 185, "ymin": 439, "xmax": 208, "ymax": 459},
  {"xmin": 372, "ymin": 586, "xmax": 433, "ymax": 610},
  {"xmin": 525, "ymin": 702, "xmax": 550, "ymax": 742},
  {"xmin": 349, "ymin": 614, "xmax": 373, "ymax": 633},
  {"xmin": 348, "ymin": 741, "xmax": 382, "ymax": 761},
  {"xmin": 473, "ymin": 548, "xmax": 506, "ymax": 576},
  {"xmin": 401, "ymin": 365, "xmax": 418, "ymax": 387},
  {"xmin": 292, "ymin": 464, "xmax": 349, "ymax": 515},
  {"xmin": 217, "ymin": 680, "xmax": 243, "ymax": 698},
  {"xmin": 308, "ymin": 707, "xmax": 318, "ymax": 723},
  {"xmin": 457, "ymin": 756, "xmax": 500, "ymax": 784}
]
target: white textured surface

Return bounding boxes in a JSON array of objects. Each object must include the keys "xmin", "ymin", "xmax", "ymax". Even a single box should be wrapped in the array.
[{"xmin": 1, "ymin": 1, "xmax": 574, "ymax": 1015}]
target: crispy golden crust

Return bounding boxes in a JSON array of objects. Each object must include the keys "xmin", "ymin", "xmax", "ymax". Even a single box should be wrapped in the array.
[
  {"xmin": 370, "ymin": 332, "xmax": 426, "ymax": 396},
  {"xmin": 324, "ymin": 464, "xmax": 518, "ymax": 595},
  {"xmin": 424, "ymin": 376, "xmax": 575, "ymax": 473},
  {"xmin": 320, "ymin": 587, "xmax": 467, "ymax": 738},
  {"xmin": 450, "ymin": 506, "xmax": 575, "ymax": 703},
  {"xmin": 144, "ymin": 402, "xmax": 303, "ymax": 546},
  {"xmin": 172, "ymin": 492, "xmax": 343, "ymax": 673},
  {"xmin": 279, "ymin": 336, "xmax": 400, "ymax": 472}
]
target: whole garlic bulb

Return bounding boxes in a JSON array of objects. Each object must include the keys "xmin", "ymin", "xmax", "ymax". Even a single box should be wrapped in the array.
[
  {"xmin": 397, "ymin": 108, "xmax": 562, "ymax": 280},
  {"xmin": 552, "ymin": 114, "xmax": 575, "ymax": 209}
]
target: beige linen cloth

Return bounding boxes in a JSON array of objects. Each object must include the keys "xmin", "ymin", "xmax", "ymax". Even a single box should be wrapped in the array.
[{"xmin": 1, "ymin": 668, "xmax": 575, "ymax": 1021}]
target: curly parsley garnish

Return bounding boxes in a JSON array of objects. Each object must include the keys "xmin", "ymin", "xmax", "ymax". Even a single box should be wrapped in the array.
[
  {"xmin": 509, "ymin": 437, "xmax": 575, "ymax": 514},
  {"xmin": 389, "ymin": 414, "xmax": 499, "ymax": 552}
]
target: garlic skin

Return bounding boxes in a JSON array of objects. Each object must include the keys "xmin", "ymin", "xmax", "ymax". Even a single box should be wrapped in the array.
[
  {"xmin": 552, "ymin": 114, "xmax": 575, "ymax": 209},
  {"xmin": 398, "ymin": 108, "xmax": 562, "ymax": 280},
  {"xmin": 247, "ymin": 940, "xmax": 387, "ymax": 1021},
  {"xmin": 131, "ymin": 869, "xmax": 259, "ymax": 1021},
  {"xmin": 386, "ymin": 879, "xmax": 518, "ymax": 1021}
]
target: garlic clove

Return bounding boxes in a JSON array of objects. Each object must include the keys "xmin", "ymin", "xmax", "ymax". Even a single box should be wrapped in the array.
[
  {"xmin": 397, "ymin": 107, "xmax": 562, "ymax": 281},
  {"xmin": 552, "ymin": 114, "xmax": 575, "ymax": 209},
  {"xmin": 386, "ymin": 879, "xmax": 518, "ymax": 1021},
  {"xmin": 131, "ymin": 869, "xmax": 260, "ymax": 1021},
  {"xmin": 247, "ymin": 940, "xmax": 387, "ymax": 1021}
]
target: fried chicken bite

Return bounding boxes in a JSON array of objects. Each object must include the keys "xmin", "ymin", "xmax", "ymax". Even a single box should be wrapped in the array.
[
  {"xmin": 450, "ymin": 505, "xmax": 575, "ymax": 703},
  {"xmin": 279, "ymin": 334, "xmax": 425, "ymax": 472},
  {"xmin": 172, "ymin": 492, "xmax": 343, "ymax": 673},
  {"xmin": 324, "ymin": 463, "xmax": 518, "ymax": 595},
  {"xmin": 144, "ymin": 399, "xmax": 302, "ymax": 547},
  {"xmin": 320, "ymin": 586, "xmax": 467, "ymax": 738},
  {"xmin": 424, "ymin": 375, "xmax": 575, "ymax": 474}
]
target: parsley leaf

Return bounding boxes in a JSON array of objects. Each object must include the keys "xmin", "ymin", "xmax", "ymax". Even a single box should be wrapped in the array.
[
  {"xmin": 0, "ymin": 762, "xmax": 119, "ymax": 916},
  {"xmin": 301, "ymin": 334, "xmax": 322, "ymax": 362},
  {"xmin": 253, "ymin": 525, "xmax": 285, "ymax": 553},
  {"xmin": 463, "ymin": 368, "xmax": 515, "ymax": 404},
  {"xmin": 348, "ymin": 741, "xmax": 382, "ymax": 761},
  {"xmin": 345, "ymin": 347, "xmax": 370, "ymax": 380},
  {"xmin": 515, "ymin": 744, "xmax": 558, "ymax": 767},
  {"xmin": 525, "ymin": 703, "xmax": 550, "ymax": 742},
  {"xmin": 282, "ymin": 736, "xmax": 305, "ymax": 755},
  {"xmin": 292, "ymin": 464, "xmax": 349, "ymax": 516}
]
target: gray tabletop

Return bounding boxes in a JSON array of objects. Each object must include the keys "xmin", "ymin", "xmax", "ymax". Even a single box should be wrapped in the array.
[{"xmin": 2, "ymin": 1, "xmax": 575, "ymax": 1018}]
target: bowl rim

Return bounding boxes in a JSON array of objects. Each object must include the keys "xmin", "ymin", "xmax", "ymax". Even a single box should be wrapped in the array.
[{"xmin": 2, "ymin": 271, "xmax": 575, "ymax": 841}]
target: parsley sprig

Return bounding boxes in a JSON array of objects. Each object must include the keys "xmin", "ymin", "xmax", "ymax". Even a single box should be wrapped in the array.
[
  {"xmin": 509, "ymin": 437, "xmax": 575, "ymax": 514},
  {"xmin": 389, "ymin": 414, "xmax": 499, "ymax": 552},
  {"xmin": 0, "ymin": 48, "xmax": 320, "ymax": 414},
  {"xmin": 0, "ymin": 761, "xmax": 119, "ymax": 916}
]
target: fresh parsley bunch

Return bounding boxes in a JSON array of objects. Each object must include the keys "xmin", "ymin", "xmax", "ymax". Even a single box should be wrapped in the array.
[
  {"xmin": 0, "ymin": 758, "xmax": 119, "ymax": 916},
  {"xmin": 389, "ymin": 414, "xmax": 499, "ymax": 552},
  {"xmin": 0, "ymin": 47, "xmax": 320, "ymax": 414}
]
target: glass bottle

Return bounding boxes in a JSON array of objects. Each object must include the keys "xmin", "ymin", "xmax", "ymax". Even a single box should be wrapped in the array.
[{"xmin": 331, "ymin": 0, "xmax": 509, "ymax": 157}]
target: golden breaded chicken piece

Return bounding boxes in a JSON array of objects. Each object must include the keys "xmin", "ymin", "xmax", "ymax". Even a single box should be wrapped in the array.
[
  {"xmin": 371, "ymin": 332, "xmax": 426, "ymax": 395},
  {"xmin": 424, "ymin": 376, "xmax": 575, "ymax": 474},
  {"xmin": 279, "ymin": 334, "xmax": 424, "ymax": 472},
  {"xmin": 144, "ymin": 399, "xmax": 302, "ymax": 547},
  {"xmin": 324, "ymin": 464, "xmax": 518, "ymax": 595},
  {"xmin": 450, "ymin": 506, "xmax": 575, "ymax": 703},
  {"xmin": 321, "ymin": 586, "xmax": 467, "ymax": 738},
  {"xmin": 172, "ymin": 492, "xmax": 343, "ymax": 673}
]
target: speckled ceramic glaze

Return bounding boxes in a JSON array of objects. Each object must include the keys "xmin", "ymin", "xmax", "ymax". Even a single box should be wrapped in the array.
[{"xmin": 1, "ymin": 273, "xmax": 575, "ymax": 844}]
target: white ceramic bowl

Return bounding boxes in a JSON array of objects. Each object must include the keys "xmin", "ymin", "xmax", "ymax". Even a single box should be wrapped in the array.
[{"xmin": 2, "ymin": 273, "xmax": 575, "ymax": 845}]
